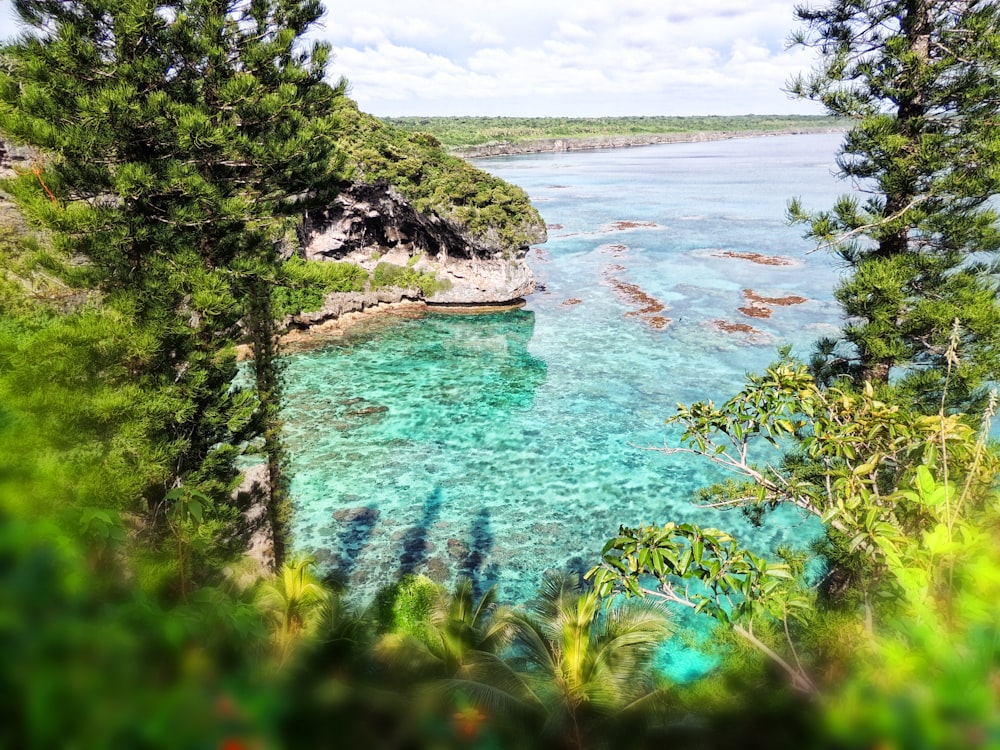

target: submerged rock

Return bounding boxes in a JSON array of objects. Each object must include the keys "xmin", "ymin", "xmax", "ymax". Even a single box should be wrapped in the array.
[
  {"xmin": 446, "ymin": 538, "xmax": 470, "ymax": 560},
  {"xmin": 333, "ymin": 506, "xmax": 381, "ymax": 524}
]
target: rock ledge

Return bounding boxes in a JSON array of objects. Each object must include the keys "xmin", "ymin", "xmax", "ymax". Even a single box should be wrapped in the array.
[{"xmin": 302, "ymin": 181, "xmax": 543, "ymax": 306}]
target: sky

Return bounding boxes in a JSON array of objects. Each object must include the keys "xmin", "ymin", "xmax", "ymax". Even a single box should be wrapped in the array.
[{"xmin": 0, "ymin": 0, "xmax": 826, "ymax": 118}]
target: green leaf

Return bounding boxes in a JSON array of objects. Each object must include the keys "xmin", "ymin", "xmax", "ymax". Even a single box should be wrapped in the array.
[
  {"xmin": 922, "ymin": 523, "xmax": 952, "ymax": 556},
  {"xmin": 692, "ymin": 538, "xmax": 704, "ymax": 565},
  {"xmin": 916, "ymin": 465, "xmax": 936, "ymax": 497}
]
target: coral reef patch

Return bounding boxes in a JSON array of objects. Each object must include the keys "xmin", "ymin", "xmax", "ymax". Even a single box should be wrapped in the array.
[{"xmin": 602, "ymin": 265, "xmax": 672, "ymax": 330}]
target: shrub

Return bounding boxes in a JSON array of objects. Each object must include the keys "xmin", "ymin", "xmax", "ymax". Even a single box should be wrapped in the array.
[
  {"xmin": 372, "ymin": 574, "xmax": 440, "ymax": 645},
  {"xmin": 274, "ymin": 255, "xmax": 368, "ymax": 315},
  {"xmin": 371, "ymin": 261, "xmax": 451, "ymax": 298}
]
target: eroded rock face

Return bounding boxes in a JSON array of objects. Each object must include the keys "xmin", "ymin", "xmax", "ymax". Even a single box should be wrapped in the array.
[
  {"xmin": 302, "ymin": 181, "xmax": 543, "ymax": 305},
  {"xmin": 286, "ymin": 289, "xmax": 422, "ymax": 330}
]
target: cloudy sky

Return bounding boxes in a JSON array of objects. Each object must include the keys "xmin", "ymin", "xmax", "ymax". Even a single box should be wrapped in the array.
[{"xmin": 0, "ymin": 0, "xmax": 826, "ymax": 117}]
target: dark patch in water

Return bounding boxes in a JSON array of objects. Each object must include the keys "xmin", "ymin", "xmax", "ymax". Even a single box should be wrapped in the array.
[{"xmin": 398, "ymin": 488, "xmax": 444, "ymax": 575}]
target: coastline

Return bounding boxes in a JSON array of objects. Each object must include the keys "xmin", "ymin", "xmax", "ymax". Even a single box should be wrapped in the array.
[
  {"xmin": 236, "ymin": 128, "xmax": 846, "ymax": 358},
  {"xmin": 236, "ymin": 298, "xmax": 530, "ymax": 360},
  {"xmin": 236, "ymin": 299, "xmax": 429, "ymax": 360},
  {"xmin": 452, "ymin": 127, "xmax": 845, "ymax": 158}
]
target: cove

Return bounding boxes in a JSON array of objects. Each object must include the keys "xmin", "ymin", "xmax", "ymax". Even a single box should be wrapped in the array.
[{"xmin": 283, "ymin": 134, "xmax": 847, "ymax": 673}]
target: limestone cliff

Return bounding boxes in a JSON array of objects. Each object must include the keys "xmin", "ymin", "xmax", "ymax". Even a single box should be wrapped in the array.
[{"xmin": 302, "ymin": 180, "xmax": 544, "ymax": 306}]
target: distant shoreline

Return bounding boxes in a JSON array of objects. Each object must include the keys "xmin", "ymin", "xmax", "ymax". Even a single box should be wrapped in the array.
[{"xmin": 452, "ymin": 127, "xmax": 845, "ymax": 158}]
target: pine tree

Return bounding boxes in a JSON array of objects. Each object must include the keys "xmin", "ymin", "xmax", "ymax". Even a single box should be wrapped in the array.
[
  {"xmin": 788, "ymin": 0, "xmax": 1000, "ymax": 406},
  {"xmin": 0, "ymin": 0, "xmax": 346, "ymax": 568}
]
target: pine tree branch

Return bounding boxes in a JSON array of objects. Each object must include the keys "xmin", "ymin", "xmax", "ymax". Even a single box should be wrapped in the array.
[{"xmin": 812, "ymin": 194, "xmax": 931, "ymax": 251}]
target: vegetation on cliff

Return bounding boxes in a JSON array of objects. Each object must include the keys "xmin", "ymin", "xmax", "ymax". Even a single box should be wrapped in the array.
[
  {"xmin": 335, "ymin": 98, "xmax": 545, "ymax": 251},
  {"xmin": 384, "ymin": 114, "xmax": 849, "ymax": 150}
]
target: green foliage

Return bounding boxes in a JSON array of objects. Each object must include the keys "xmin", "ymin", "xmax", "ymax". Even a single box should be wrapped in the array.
[
  {"xmin": 371, "ymin": 260, "xmax": 451, "ymax": 298},
  {"xmin": 594, "ymin": 353, "xmax": 1000, "ymax": 707},
  {"xmin": 788, "ymin": 0, "xmax": 1000, "ymax": 400},
  {"xmin": 822, "ymin": 478, "xmax": 1000, "ymax": 747},
  {"xmin": 164, "ymin": 486, "xmax": 217, "ymax": 600},
  {"xmin": 429, "ymin": 579, "xmax": 514, "ymax": 673},
  {"xmin": 588, "ymin": 523, "xmax": 800, "ymax": 627},
  {"xmin": 594, "ymin": 343, "xmax": 1000, "ymax": 744},
  {"xmin": 0, "ymin": 221, "xmax": 90, "ymax": 314},
  {"xmin": 662, "ymin": 360, "xmax": 997, "ymax": 591},
  {"xmin": 0, "ymin": 506, "xmax": 278, "ymax": 749},
  {"xmin": 456, "ymin": 574, "xmax": 672, "ymax": 747},
  {"xmin": 272, "ymin": 255, "xmax": 367, "ymax": 316},
  {"xmin": 255, "ymin": 557, "xmax": 331, "ymax": 663},
  {"xmin": 335, "ymin": 99, "xmax": 545, "ymax": 254},
  {"xmin": 0, "ymin": 0, "xmax": 350, "ymax": 567},
  {"xmin": 0, "ymin": 304, "xmax": 182, "ymax": 516},
  {"xmin": 372, "ymin": 574, "xmax": 440, "ymax": 644},
  {"xmin": 384, "ymin": 115, "xmax": 848, "ymax": 149},
  {"xmin": 4, "ymin": 2, "xmax": 999, "ymax": 747},
  {"xmin": 0, "ymin": 291, "xmax": 256, "ymax": 600},
  {"xmin": 586, "ymin": 522, "xmax": 814, "ymax": 692},
  {"xmin": 372, "ymin": 578, "xmax": 516, "ymax": 682}
]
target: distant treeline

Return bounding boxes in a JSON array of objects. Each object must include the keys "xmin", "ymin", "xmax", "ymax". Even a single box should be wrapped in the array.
[{"xmin": 382, "ymin": 114, "xmax": 849, "ymax": 149}]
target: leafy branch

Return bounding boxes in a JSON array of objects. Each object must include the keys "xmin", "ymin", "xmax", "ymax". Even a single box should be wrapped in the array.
[{"xmin": 585, "ymin": 522, "xmax": 815, "ymax": 693}]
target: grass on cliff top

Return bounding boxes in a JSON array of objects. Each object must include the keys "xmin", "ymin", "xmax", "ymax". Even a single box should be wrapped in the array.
[
  {"xmin": 381, "ymin": 114, "xmax": 849, "ymax": 149},
  {"xmin": 334, "ymin": 99, "xmax": 545, "ymax": 253}
]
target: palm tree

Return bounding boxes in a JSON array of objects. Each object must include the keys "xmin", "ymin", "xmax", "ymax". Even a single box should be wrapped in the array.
[
  {"xmin": 374, "ymin": 577, "xmax": 515, "ymax": 678},
  {"xmin": 255, "ymin": 556, "xmax": 331, "ymax": 663},
  {"xmin": 429, "ymin": 578, "xmax": 516, "ymax": 672},
  {"xmin": 457, "ymin": 574, "xmax": 673, "ymax": 750}
]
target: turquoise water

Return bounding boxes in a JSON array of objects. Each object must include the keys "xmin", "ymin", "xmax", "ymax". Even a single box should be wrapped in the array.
[{"xmin": 283, "ymin": 134, "xmax": 847, "ymax": 674}]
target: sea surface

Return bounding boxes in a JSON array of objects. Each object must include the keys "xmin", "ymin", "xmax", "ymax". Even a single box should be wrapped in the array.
[{"xmin": 282, "ymin": 133, "xmax": 848, "ymax": 677}]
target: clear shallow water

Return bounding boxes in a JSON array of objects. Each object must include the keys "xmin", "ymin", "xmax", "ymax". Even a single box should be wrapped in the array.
[{"xmin": 283, "ymin": 134, "xmax": 848, "ymax": 675}]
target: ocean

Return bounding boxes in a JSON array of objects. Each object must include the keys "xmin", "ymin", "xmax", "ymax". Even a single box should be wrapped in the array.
[{"xmin": 281, "ymin": 132, "xmax": 847, "ymax": 677}]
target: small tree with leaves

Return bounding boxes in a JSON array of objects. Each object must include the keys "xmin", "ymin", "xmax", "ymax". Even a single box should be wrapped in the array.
[
  {"xmin": 456, "ymin": 574, "xmax": 672, "ymax": 750},
  {"xmin": 590, "ymin": 355, "xmax": 997, "ymax": 692},
  {"xmin": 787, "ymin": 0, "xmax": 1000, "ymax": 406}
]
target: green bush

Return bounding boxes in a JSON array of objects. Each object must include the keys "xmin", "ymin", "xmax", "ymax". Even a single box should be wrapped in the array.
[
  {"xmin": 372, "ymin": 574, "xmax": 440, "ymax": 645},
  {"xmin": 371, "ymin": 261, "xmax": 451, "ymax": 298},
  {"xmin": 274, "ymin": 255, "xmax": 368, "ymax": 315},
  {"xmin": 334, "ymin": 99, "xmax": 543, "ymax": 253}
]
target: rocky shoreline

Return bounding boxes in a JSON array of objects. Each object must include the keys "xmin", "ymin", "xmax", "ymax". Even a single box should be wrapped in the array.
[
  {"xmin": 236, "ymin": 295, "xmax": 425, "ymax": 360},
  {"xmin": 303, "ymin": 181, "xmax": 542, "ymax": 306},
  {"xmin": 236, "ymin": 293, "xmax": 530, "ymax": 360},
  {"xmin": 451, "ymin": 127, "xmax": 845, "ymax": 158}
]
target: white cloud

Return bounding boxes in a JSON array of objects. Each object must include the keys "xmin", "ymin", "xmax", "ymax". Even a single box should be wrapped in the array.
[
  {"xmin": 341, "ymin": 2, "xmax": 824, "ymax": 116},
  {"xmin": 0, "ymin": 0, "xmax": 827, "ymax": 116},
  {"xmin": 554, "ymin": 21, "xmax": 594, "ymax": 41},
  {"xmin": 338, "ymin": 12, "xmax": 439, "ymax": 44},
  {"xmin": 0, "ymin": 0, "xmax": 21, "ymax": 41},
  {"xmin": 465, "ymin": 21, "xmax": 505, "ymax": 46},
  {"xmin": 350, "ymin": 26, "xmax": 389, "ymax": 47},
  {"xmin": 730, "ymin": 39, "xmax": 774, "ymax": 64}
]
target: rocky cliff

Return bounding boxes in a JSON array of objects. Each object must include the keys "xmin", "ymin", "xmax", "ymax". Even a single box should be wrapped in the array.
[
  {"xmin": 1, "ymin": 121, "xmax": 549, "ymax": 318},
  {"xmin": 302, "ymin": 180, "xmax": 545, "ymax": 306}
]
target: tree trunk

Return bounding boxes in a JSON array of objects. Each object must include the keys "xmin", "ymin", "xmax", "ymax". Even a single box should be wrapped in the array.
[
  {"xmin": 247, "ymin": 276, "xmax": 288, "ymax": 570},
  {"xmin": 862, "ymin": 358, "xmax": 892, "ymax": 385}
]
